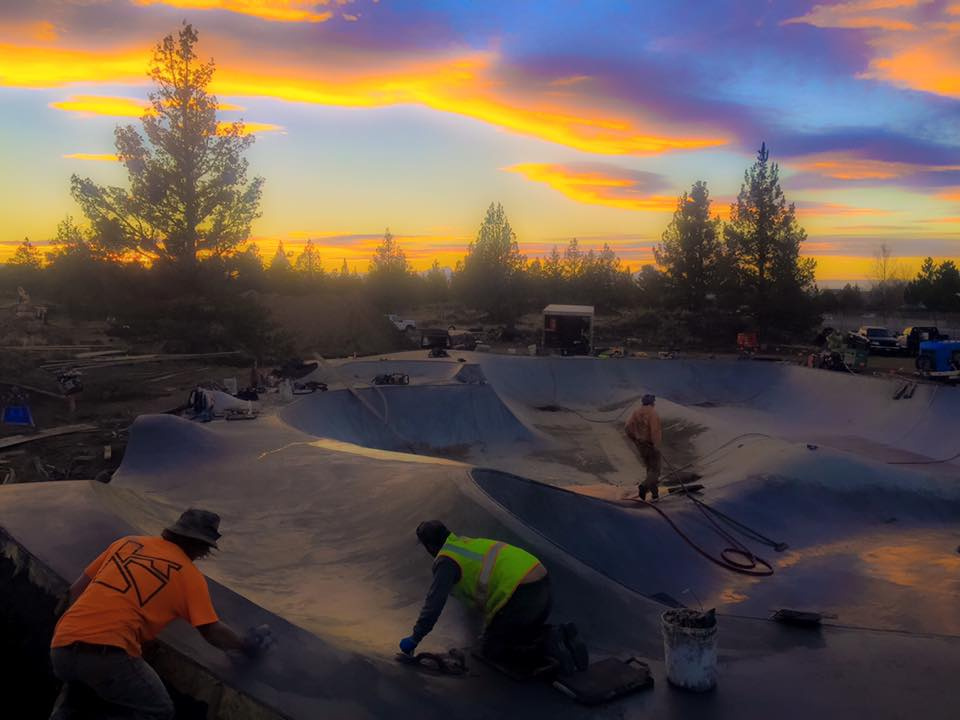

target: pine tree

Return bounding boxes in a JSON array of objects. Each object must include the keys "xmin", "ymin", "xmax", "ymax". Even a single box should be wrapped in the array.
[
  {"xmin": 367, "ymin": 229, "xmax": 412, "ymax": 309},
  {"xmin": 655, "ymin": 181, "xmax": 724, "ymax": 311},
  {"xmin": 8, "ymin": 238, "xmax": 42, "ymax": 270},
  {"xmin": 456, "ymin": 202, "xmax": 525, "ymax": 320},
  {"xmin": 724, "ymin": 143, "xmax": 816, "ymax": 331},
  {"xmin": 69, "ymin": 24, "xmax": 263, "ymax": 267},
  {"xmin": 269, "ymin": 241, "xmax": 292, "ymax": 272},
  {"xmin": 368, "ymin": 228, "xmax": 409, "ymax": 275},
  {"xmin": 294, "ymin": 239, "xmax": 323, "ymax": 278}
]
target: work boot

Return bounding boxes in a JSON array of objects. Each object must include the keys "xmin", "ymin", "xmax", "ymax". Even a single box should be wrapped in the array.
[
  {"xmin": 561, "ymin": 622, "xmax": 589, "ymax": 672},
  {"xmin": 542, "ymin": 624, "xmax": 576, "ymax": 675}
]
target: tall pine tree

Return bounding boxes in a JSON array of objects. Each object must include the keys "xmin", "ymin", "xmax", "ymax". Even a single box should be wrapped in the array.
[
  {"xmin": 724, "ymin": 143, "xmax": 816, "ymax": 332},
  {"xmin": 70, "ymin": 24, "xmax": 263, "ymax": 268},
  {"xmin": 655, "ymin": 181, "xmax": 724, "ymax": 311},
  {"xmin": 455, "ymin": 202, "xmax": 525, "ymax": 321}
]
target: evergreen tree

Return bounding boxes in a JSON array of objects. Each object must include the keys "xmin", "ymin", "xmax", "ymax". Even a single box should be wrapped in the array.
[
  {"xmin": 269, "ymin": 241, "xmax": 292, "ymax": 272},
  {"xmin": 8, "ymin": 238, "xmax": 42, "ymax": 270},
  {"xmin": 368, "ymin": 229, "xmax": 409, "ymax": 275},
  {"xmin": 294, "ymin": 239, "xmax": 323, "ymax": 279},
  {"xmin": 424, "ymin": 259, "xmax": 449, "ymax": 305},
  {"xmin": 905, "ymin": 256, "xmax": 938, "ymax": 308},
  {"xmin": 724, "ymin": 143, "xmax": 816, "ymax": 331},
  {"xmin": 455, "ymin": 202, "xmax": 525, "ymax": 321},
  {"xmin": 655, "ymin": 181, "xmax": 724, "ymax": 311},
  {"xmin": 70, "ymin": 24, "xmax": 263, "ymax": 268}
]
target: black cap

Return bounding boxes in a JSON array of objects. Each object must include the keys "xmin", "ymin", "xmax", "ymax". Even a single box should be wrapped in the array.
[{"xmin": 416, "ymin": 520, "xmax": 450, "ymax": 556}]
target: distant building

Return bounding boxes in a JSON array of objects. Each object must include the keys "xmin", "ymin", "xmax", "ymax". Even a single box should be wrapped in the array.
[{"xmin": 542, "ymin": 304, "xmax": 594, "ymax": 356}]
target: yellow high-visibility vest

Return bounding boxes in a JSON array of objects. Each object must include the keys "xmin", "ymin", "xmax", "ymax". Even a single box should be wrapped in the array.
[{"xmin": 436, "ymin": 534, "xmax": 542, "ymax": 624}]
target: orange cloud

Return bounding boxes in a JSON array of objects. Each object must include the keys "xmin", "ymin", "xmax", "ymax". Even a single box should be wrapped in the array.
[
  {"xmin": 51, "ymin": 95, "xmax": 150, "ymax": 118},
  {"xmin": 62, "ymin": 153, "xmax": 120, "ymax": 162},
  {"xmin": 789, "ymin": 151, "xmax": 960, "ymax": 179},
  {"xmin": 796, "ymin": 201, "xmax": 894, "ymax": 216},
  {"xmin": 938, "ymin": 189, "xmax": 960, "ymax": 201},
  {"xmin": 130, "ymin": 1, "xmax": 336, "ymax": 23},
  {"xmin": 30, "ymin": 21, "xmax": 58, "ymax": 42},
  {"xmin": 50, "ymin": 94, "xmax": 247, "ymax": 117},
  {"xmin": 787, "ymin": 1, "xmax": 960, "ymax": 99},
  {"xmin": 865, "ymin": 40, "xmax": 960, "ymax": 97},
  {"xmin": 0, "ymin": 43, "xmax": 146, "ymax": 87},
  {"xmin": 506, "ymin": 163, "xmax": 677, "ymax": 211},
  {"xmin": 919, "ymin": 216, "xmax": 960, "ymax": 224},
  {"xmin": 783, "ymin": 0, "xmax": 926, "ymax": 31},
  {"xmin": 216, "ymin": 121, "xmax": 284, "ymax": 135},
  {"xmin": 0, "ymin": 41, "xmax": 725, "ymax": 156}
]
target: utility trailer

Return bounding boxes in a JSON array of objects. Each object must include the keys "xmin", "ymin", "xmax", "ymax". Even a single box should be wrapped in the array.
[{"xmin": 543, "ymin": 304, "xmax": 594, "ymax": 356}]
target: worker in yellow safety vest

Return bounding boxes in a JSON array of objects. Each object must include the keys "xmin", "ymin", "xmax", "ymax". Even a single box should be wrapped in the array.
[{"xmin": 400, "ymin": 521, "xmax": 588, "ymax": 673}]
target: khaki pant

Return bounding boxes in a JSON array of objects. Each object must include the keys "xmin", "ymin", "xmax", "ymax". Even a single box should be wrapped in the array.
[{"xmin": 634, "ymin": 440, "xmax": 661, "ymax": 492}]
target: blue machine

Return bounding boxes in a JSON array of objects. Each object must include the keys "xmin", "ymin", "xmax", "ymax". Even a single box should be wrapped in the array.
[{"xmin": 917, "ymin": 340, "xmax": 960, "ymax": 380}]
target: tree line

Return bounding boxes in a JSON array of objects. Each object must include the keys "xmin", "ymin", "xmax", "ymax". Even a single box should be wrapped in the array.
[{"xmin": 2, "ymin": 23, "xmax": 845, "ymax": 352}]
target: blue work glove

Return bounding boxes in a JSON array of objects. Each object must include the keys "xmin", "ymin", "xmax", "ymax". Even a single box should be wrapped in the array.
[
  {"xmin": 399, "ymin": 636, "xmax": 418, "ymax": 655},
  {"xmin": 241, "ymin": 624, "xmax": 275, "ymax": 659}
]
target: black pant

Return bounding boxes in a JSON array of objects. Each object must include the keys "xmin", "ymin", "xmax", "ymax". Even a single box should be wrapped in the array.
[{"xmin": 481, "ymin": 576, "xmax": 552, "ymax": 661}]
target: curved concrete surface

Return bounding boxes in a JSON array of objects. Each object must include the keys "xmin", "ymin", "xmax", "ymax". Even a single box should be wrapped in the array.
[
  {"xmin": 1, "ymin": 355, "xmax": 959, "ymax": 719},
  {"xmin": 281, "ymin": 384, "xmax": 539, "ymax": 453}
]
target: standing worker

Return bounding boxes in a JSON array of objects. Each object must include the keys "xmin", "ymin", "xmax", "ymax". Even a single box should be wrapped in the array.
[
  {"xmin": 625, "ymin": 394, "xmax": 663, "ymax": 500},
  {"xmin": 49, "ymin": 509, "xmax": 274, "ymax": 720},
  {"xmin": 400, "ymin": 521, "xmax": 587, "ymax": 674}
]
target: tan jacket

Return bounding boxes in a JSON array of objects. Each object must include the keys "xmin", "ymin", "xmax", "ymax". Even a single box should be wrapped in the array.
[{"xmin": 625, "ymin": 405, "xmax": 662, "ymax": 447}]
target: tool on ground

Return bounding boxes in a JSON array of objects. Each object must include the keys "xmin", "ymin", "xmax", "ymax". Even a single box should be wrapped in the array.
[
  {"xmin": 771, "ymin": 609, "xmax": 838, "ymax": 627},
  {"xmin": 395, "ymin": 649, "xmax": 468, "ymax": 676},
  {"xmin": 551, "ymin": 657, "xmax": 654, "ymax": 705}
]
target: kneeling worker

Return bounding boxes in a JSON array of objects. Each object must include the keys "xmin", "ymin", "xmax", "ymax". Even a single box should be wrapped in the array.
[
  {"xmin": 49, "ymin": 509, "xmax": 273, "ymax": 720},
  {"xmin": 400, "ymin": 521, "xmax": 587, "ymax": 673}
]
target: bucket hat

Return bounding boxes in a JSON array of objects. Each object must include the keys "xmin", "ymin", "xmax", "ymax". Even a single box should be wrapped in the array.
[{"xmin": 166, "ymin": 509, "xmax": 221, "ymax": 548}]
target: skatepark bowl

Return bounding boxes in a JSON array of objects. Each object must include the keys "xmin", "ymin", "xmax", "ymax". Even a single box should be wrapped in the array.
[{"xmin": 2, "ymin": 352, "xmax": 959, "ymax": 718}]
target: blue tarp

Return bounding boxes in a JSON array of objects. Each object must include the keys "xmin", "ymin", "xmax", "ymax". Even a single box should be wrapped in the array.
[{"xmin": 2, "ymin": 404, "xmax": 34, "ymax": 426}]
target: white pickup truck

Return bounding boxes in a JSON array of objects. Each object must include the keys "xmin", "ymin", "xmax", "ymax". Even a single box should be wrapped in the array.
[{"xmin": 385, "ymin": 314, "xmax": 417, "ymax": 332}]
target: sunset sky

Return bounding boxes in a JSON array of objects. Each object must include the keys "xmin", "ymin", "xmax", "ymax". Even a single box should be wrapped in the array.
[{"xmin": 1, "ymin": 0, "xmax": 958, "ymax": 285}]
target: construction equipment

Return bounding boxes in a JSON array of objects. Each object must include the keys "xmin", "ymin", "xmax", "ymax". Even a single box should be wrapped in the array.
[{"xmin": 916, "ymin": 340, "xmax": 960, "ymax": 381}]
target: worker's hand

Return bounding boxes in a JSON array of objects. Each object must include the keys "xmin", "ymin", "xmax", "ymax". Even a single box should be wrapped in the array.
[
  {"xmin": 241, "ymin": 624, "xmax": 275, "ymax": 659},
  {"xmin": 399, "ymin": 636, "xmax": 418, "ymax": 656}
]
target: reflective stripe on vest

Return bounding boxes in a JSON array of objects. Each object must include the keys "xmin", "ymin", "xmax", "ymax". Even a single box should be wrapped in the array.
[
  {"xmin": 476, "ymin": 542, "xmax": 505, "ymax": 607},
  {"xmin": 436, "ymin": 535, "xmax": 542, "ymax": 624}
]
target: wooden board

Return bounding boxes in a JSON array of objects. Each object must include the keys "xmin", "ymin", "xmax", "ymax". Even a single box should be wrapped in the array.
[{"xmin": 0, "ymin": 423, "xmax": 98, "ymax": 450}]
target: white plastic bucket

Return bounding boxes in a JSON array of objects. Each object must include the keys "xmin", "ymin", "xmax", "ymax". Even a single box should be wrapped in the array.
[{"xmin": 661, "ymin": 609, "xmax": 718, "ymax": 691}]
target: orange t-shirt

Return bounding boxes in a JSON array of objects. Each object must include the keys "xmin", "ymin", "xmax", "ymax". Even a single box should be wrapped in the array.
[{"xmin": 51, "ymin": 536, "xmax": 218, "ymax": 657}]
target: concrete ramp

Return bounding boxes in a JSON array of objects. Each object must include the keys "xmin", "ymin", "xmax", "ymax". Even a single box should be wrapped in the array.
[
  {"xmin": 3, "ymin": 353, "xmax": 960, "ymax": 719},
  {"xmin": 280, "ymin": 384, "xmax": 537, "ymax": 452}
]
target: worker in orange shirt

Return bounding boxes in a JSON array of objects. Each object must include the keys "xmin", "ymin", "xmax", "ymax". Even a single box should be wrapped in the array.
[
  {"xmin": 624, "ymin": 394, "xmax": 663, "ymax": 501},
  {"xmin": 49, "ymin": 509, "xmax": 273, "ymax": 720}
]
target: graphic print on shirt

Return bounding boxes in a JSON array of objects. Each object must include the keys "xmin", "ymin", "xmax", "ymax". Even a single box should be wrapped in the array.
[{"xmin": 94, "ymin": 540, "xmax": 184, "ymax": 607}]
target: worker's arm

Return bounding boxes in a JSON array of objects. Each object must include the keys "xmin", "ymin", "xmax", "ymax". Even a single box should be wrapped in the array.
[
  {"xmin": 198, "ymin": 620, "xmax": 274, "ymax": 658},
  {"xmin": 407, "ymin": 558, "xmax": 461, "ymax": 646},
  {"xmin": 198, "ymin": 621, "xmax": 245, "ymax": 651},
  {"xmin": 650, "ymin": 411, "xmax": 663, "ymax": 448}
]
